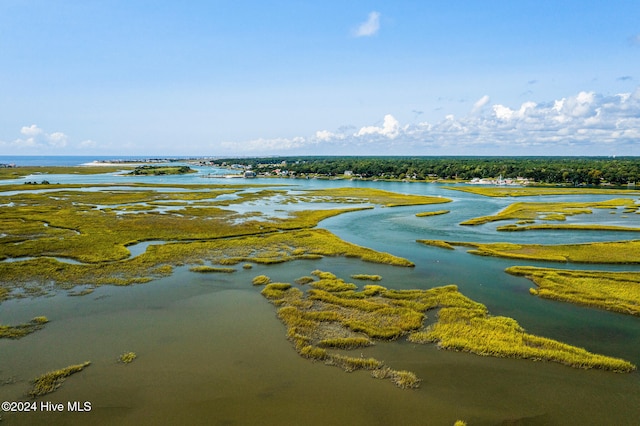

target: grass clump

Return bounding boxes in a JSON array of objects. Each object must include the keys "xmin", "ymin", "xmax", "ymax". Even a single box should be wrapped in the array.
[
  {"xmin": 0, "ymin": 316, "xmax": 49, "ymax": 339},
  {"xmin": 326, "ymin": 354, "xmax": 383, "ymax": 372},
  {"xmin": 415, "ymin": 210, "xmax": 450, "ymax": 217},
  {"xmin": 369, "ymin": 367, "xmax": 421, "ymax": 389},
  {"xmin": 319, "ymin": 337, "xmax": 372, "ymax": 349},
  {"xmin": 261, "ymin": 283, "xmax": 293, "ymax": 301},
  {"xmin": 189, "ymin": 265, "xmax": 236, "ymax": 273},
  {"xmin": 507, "ymin": 266, "xmax": 640, "ymax": 316},
  {"xmin": 351, "ymin": 274, "xmax": 382, "ymax": 281},
  {"xmin": 118, "ymin": 352, "xmax": 137, "ymax": 364},
  {"xmin": 416, "ymin": 239, "xmax": 455, "ymax": 250},
  {"xmin": 459, "ymin": 199, "xmax": 634, "ymax": 226},
  {"xmin": 437, "ymin": 240, "xmax": 640, "ymax": 264},
  {"xmin": 294, "ymin": 276, "xmax": 315, "ymax": 285},
  {"xmin": 252, "ymin": 275, "xmax": 271, "ymax": 286},
  {"xmin": 497, "ymin": 223, "xmax": 640, "ymax": 233},
  {"xmin": 409, "ymin": 307, "xmax": 635, "ymax": 372},
  {"xmin": 30, "ymin": 361, "xmax": 91, "ymax": 396}
]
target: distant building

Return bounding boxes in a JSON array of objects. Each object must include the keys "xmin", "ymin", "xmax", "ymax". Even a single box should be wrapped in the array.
[
  {"xmin": 344, "ymin": 170, "xmax": 353, "ymax": 176},
  {"xmin": 244, "ymin": 171, "xmax": 256, "ymax": 178}
]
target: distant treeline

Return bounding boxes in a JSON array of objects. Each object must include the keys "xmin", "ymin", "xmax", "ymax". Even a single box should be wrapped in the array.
[{"xmin": 214, "ymin": 156, "xmax": 640, "ymax": 185}]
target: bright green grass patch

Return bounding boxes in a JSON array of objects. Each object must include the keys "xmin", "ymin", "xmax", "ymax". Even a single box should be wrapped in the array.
[
  {"xmin": 415, "ymin": 210, "xmax": 450, "ymax": 217},
  {"xmin": 0, "ymin": 316, "xmax": 49, "ymax": 339},
  {"xmin": 351, "ymin": 274, "xmax": 382, "ymax": 281},
  {"xmin": 118, "ymin": 352, "xmax": 137, "ymax": 364},
  {"xmin": 296, "ymin": 187, "xmax": 452, "ymax": 207},
  {"xmin": 445, "ymin": 186, "xmax": 640, "ymax": 197},
  {"xmin": 497, "ymin": 223, "xmax": 640, "ymax": 232},
  {"xmin": 318, "ymin": 337, "xmax": 373, "ymax": 349},
  {"xmin": 507, "ymin": 266, "xmax": 640, "ymax": 316},
  {"xmin": 460, "ymin": 199, "xmax": 634, "ymax": 226},
  {"xmin": 189, "ymin": 265, "xmax": 236, "ymax": 273},
  {"xmin": 370, "ymin": 367, "xmax": 421, "ymax": 389},
  {"xmin": 294, "ymin": 276, "xmax": 316, "ymax": 285},
  {"xmin": 30, "ymin": 361, "xmax": 91, "ymax": 396},
  {"xmin": 427, "ymin": 239, "xmax": 640, "ymax": 264},
  {"xmin": 408, "ymin": 307, "xmax": 635, "ymax": 372},
  {"xmin": 252, "ymin": 275, "xmax": 272, "ymax": 286},
  {"xmin": 0, "ymin": 166, "xmax": 130, "ymax": 180},
  {"xmin": 416, "ymin": 239, "xmax": 455, "ymax": 250}
]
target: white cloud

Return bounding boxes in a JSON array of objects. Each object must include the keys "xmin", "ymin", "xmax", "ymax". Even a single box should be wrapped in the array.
[
  {"xmin": 356, "ymin": 114, "xmax": 399, "ymax": 138},
  {"xmin": 354, "ymin": 11, "xmax": 381, "ymax": 37},
  {"xmin": 240, "ymin": 87, "xmax": 640, "ymax": 155},
  {"xmin": 1, "ymin": 125, "xmax": 70, "ymax": 152},
  {"xmin": 21, "ymin": 124, "xmax": 44, "ymax": 137},
  {"xmin": 471, "ymin": 95, "xmax": 490, "ymax": 113},
  {"xmin": 48, "ymin": 132, "xmax": 68, "ymax": 148}
]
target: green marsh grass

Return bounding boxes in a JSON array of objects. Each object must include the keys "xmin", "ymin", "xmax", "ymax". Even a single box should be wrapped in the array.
[
  {"xmin": 350, "ymin": 274, "xmax": 382, "ymax": 281},
  {"xmin": 189, "ymin": 265, "xmax": 236, "ymax": 273},
  {"xmin": 408, "ymin": 307, "xmax": 635, "ymax": 372},
  {"xmin": 295, "ymin": 187, "xmax": 452, "ymax": 207},
  {"xmin": 416, "ymin": 239, "xmax": 455, "ymax": 250},
  {"xmin": 415, "ymin": 210, "xmax": 450, "ymax": 217},
  {"xmin": 460, "ymin": 199, "xmax": 634, "ymax": 226},
  {"xmin": 497, "ymin": 223, "xmax": 640, "ymax": 232},
  {"xmin": 507, "ymin": 266, "xmax": 640, "ymax": 316},
  {"xmin": 30, "ymin": 361, "xmax": 91, "ymax": 397},
  {"xmin": 0, "ymin": 316, "xmax": 49, "ymax": 339},
  {"xmin": 260, "ymin": 269, "xmax": 635, "ymax": 392},
  {"xmin": 431, "ymin": 240, "xmax": 640, "ymax": 264},
  {"xmin": 252, "ymin": 275, "xmax": 271, "ymax": 286},
  {"xmin": 118, "ymin": 352, "xmax": 137, "ymax": 364},
  {"xmin": 318, "ymin": 337, "xmax": 372, "ymax": 349},
  {"xmin": 294, "ymin": 276, "xmax": 315, "ymax": 285}
]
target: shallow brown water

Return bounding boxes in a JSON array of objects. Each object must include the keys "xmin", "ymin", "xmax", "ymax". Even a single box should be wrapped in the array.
[{"xmin": 1, "ymin": 263, "xmax": 639, "ymax": 426}]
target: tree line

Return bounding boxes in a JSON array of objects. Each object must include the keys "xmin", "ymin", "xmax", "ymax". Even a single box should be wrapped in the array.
[{"xmin": 213, "ymin": 156, "xmax": 640, "ymax": 186}]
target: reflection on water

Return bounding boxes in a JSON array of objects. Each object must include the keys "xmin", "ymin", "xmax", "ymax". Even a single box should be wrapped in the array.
[{"xmin": 1, "ymin": 171, "xmax": 639, "ymax": 425}]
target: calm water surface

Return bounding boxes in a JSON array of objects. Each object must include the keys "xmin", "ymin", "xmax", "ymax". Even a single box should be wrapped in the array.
[{"xmin": 1, "ymin": 163, "xmax": 639, "ymax": 425}]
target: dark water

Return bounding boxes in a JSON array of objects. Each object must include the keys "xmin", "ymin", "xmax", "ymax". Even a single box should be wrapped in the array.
[{"xmin": 1, "ymin": 161, "xmax": 639, "ymax": 425}]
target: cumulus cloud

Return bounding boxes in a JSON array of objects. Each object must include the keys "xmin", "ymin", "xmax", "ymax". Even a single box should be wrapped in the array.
[
  {"xmin": 1, "ymin": 124, "xmax": 69, "ymax": 151},
  {"xmin": 356, "ymin": 114, "xmax": 400, "ymax": 138},
  {"xmin": 21, "ymin": 124, "xmax": 44, "ymax": 137},
  {"xmin": 353, "ymin": 11, "xmax": 380, "ymax": 37},
  {"xmin": 224, "ymin": 87, "xmax": 640, "ymax": 156}
]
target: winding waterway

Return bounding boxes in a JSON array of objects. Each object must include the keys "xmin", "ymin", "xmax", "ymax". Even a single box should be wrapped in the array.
[{"xmin": 1, "ymin": 162, "xmax": 639, "ymax": 425}]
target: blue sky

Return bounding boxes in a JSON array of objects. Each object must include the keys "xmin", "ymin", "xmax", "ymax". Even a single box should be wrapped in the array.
[{"xmin": 1, "ymin": 1, "xmax": 639, "ymax": 156}]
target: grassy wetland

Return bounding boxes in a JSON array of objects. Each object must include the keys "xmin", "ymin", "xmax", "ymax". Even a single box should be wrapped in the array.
[
  {"xmin": 459, "ymin": 198, "xmax": 636, "ymax": 226},
  {"xmin": 2, "ymin": 164, "xmax": 640, "ymax": 425},
  {"xmin": 257, "ymin": 270, "xmax": 635, "ymax": 382},
  {"xmin": 419, "ymin": 239, "xmax": 640, "ymax": 264},
  {"xmin": 506, "ymin": 266, "xmax": 640, "ymax": 316},
  {"xmin": 0, "ymin": 183, "xmax": 440, "ymax": 298}
]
